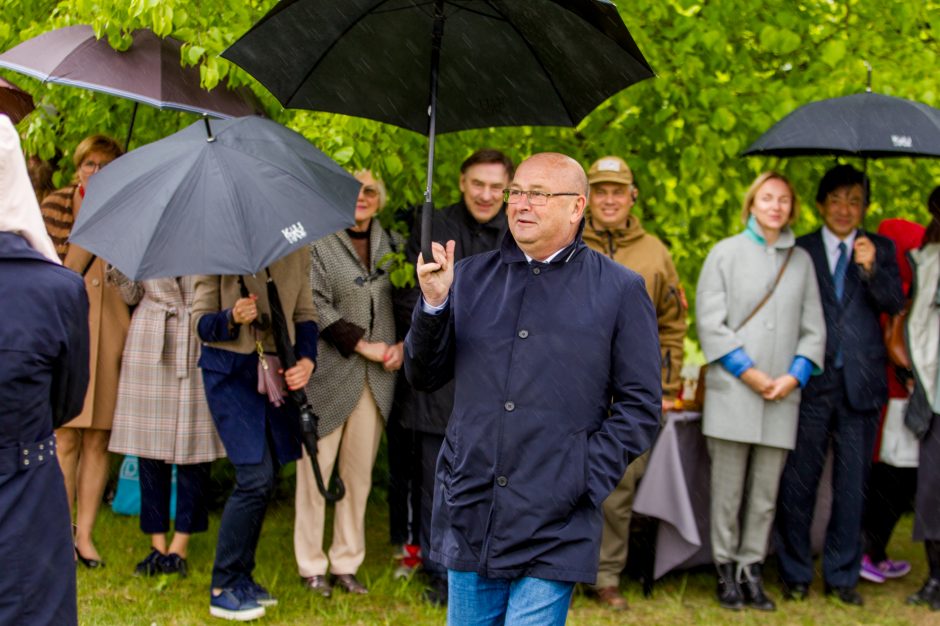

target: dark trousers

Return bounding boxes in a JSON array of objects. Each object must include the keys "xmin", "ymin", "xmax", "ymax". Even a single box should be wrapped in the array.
[
  {"xmin": 420, "ymin": 431, "xmax": 447, "ymax": 579},
  {"xmin": 139, "ymin": 457, "xmax": 211, "ymax": 535},
  {"xmin": 860, "ymin": 462, "xmax": 916, "ymax": 562},
  {"xmin": 387, "ymin": 414, "xmax": 422, "ymax": 546},
  {"xmin": 211, "ymin": 436, "xmax": 278, "ymax": 589},
  {"xmin": 775, "ymin": 380, "xmax": 879, "ymax": 588}
]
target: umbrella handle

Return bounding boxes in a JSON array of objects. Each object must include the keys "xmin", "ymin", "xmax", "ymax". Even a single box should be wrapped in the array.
[
  {"xmin": 298, "ymin": 401, "xmax": 346, "ymax": 502},
  {"xmin": 420, "ymin": 200, "xmax": 434, "ymax": 263}
]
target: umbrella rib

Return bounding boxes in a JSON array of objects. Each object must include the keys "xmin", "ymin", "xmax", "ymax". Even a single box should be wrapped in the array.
[
  {"xmin": 480, "ymin": 0, "xmax": 578, "ymax": 124},
  {"xmin": 283, "ymin": 0, "xmax": 396, "ymax": 107}
]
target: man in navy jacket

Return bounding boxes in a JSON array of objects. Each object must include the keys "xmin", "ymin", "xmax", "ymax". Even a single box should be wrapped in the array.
[
  {"xmin": 404, "ymin": 152, "xmax": 661, "ymax": 625},
  {"xmin": 775, "ymin": 165, "xmax": 904, "ymax": 606}
]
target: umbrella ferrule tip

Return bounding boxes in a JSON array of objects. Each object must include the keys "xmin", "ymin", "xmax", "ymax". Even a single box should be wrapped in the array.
[{"xmin": 206, "ymin": 136, "xmax": 216, "ymax": 143}]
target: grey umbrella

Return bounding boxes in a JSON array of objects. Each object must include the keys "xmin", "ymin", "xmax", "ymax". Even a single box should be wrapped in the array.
[
  {"xmin": 0, "ymin": 25, "xmax": 261, "ymax": 147},
  {"xmin": 68, "ymin": 115, "xmax": 359, "ymax": 280},
  {"xmin": 222, "ymin": 0, "xmax": 654, "ymax": 260}
]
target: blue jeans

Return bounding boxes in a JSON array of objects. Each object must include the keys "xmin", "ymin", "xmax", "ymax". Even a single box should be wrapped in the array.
[
  {"xmin": 447, "ymin": 570, "xmax": 574, "ymax": 626},
  {"xmin": 211, "ymin": 436, "xmax": 278, "ymax": 589}
]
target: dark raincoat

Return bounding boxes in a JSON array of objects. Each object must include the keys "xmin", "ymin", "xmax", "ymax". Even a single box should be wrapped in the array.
[
  {"xmin": 404, "ymin": 225, "xmax": 661, "ymax": 583},
  {"xmin": 0, "ymin": 232, "xmax": 89, "ymax": 626}
]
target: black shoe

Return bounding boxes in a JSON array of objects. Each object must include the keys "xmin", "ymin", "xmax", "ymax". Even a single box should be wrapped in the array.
[
  {"xmin": 76, "ymin": 547, "xmax": 105, "ymax": 569},
  {"xmin": 423, "ymin": 576, "xmax": 448, "ymax": 607},
  {"xmin": 134, "ymin": 548, "xmax": 164, "ymax": 576},
  {"xmin": 781, "ymin": 581, "xmax": 809, "ymax": 601},
  {"xmin": 740, "ymin": 563, "xmax": 776, "ymax": 611},
  {"xmin": 907, "ymin": 578, "xmax": 940, "ymax": 610},
  {"xmin": 159, "ymin": 553, "xmax": 188, "ymax": 577},
  {"xmin": 716, "ymin": 563, "xmax": 743, "ymax": 610},
  {"xmin": 824, "ymin": 584, "xmax": 864, "ymax": 606}
]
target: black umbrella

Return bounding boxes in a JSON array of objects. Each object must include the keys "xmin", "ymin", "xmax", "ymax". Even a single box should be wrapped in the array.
[
  {"xmin": 69, "ymin": 115, "xmax": 359, "ymax": 279},
  {"xmin": 222, "ymin": 0, "xmax": 653, "ymax": 260},
  {"xmin": 260, "ymin": 272, "xmax": 345, "ymax": 502},
  {"xmin": 0, "ymin": 25, "xmax": 262, "ymax": 148},
  {"xmin": 743, "ymin": 91, "xmax": 940, "ymax": 159}
]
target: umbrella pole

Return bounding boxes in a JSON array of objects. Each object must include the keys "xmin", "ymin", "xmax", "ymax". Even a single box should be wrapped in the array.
[
  {"xmin": 124, "ymin": 101, "xmax": 138, "ymax": 151},
  {"xmin": 420, "ymin": 0, "xmax": 445, "ymax": 264}
]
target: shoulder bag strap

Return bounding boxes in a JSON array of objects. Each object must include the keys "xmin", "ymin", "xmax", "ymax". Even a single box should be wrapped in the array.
[{"xmin": 733, "ymin": 248, "xmax": 794, "ymax": 332}]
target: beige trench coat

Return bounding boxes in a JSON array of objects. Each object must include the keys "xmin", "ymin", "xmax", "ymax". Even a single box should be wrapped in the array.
[{"xmin": 696, "ymin": 229, "xmax": 825, "ymax": 449}]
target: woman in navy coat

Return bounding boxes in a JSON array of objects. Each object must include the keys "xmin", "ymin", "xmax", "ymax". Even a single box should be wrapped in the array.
[{"xmin": 0, "ymin": 114, "xmax": 90, "ymax": 626}]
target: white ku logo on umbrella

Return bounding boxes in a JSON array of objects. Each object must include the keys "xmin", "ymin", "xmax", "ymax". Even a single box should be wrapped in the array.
[{"xmin": 282, "ymin": 221, "xmax": 307, "ymax": 244}]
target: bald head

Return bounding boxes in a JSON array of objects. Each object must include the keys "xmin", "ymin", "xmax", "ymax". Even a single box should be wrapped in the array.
[{"xmin": 507, "ymin": 152, "xmax": 587, "ymax": 261}]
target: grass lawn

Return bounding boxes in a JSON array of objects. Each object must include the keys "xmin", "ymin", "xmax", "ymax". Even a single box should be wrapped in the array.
[{"xmin": 78, "ymin": 495, "xmax": 939, "ymax": 625}]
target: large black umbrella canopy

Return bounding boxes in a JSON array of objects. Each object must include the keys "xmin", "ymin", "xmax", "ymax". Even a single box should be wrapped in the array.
[
  {"xmin": 0, "ymin": 76, "xmax": 34, "ymax": 123},
  {"xmin": 743, "ymin": 91, "xmax": 940, "ymax": 159},
  {"xmin": 223, "ymin": 0, "xmax": 653, "ymax": 259},
  {"xmin": 69, "ymin": 115, "xmax": 360, "ymax": 280},
  {"xmin": 0, "ymin": 25, "xmax": 261, "ymax": 146}
]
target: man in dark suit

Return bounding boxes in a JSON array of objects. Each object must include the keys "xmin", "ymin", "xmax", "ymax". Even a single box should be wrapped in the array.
[{"xmin": 775, "ymin": 165, "xmax": 904, "ymax": 606}]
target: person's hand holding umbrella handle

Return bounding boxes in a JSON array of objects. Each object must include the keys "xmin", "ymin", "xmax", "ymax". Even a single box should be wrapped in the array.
[
  {"xmin": 854, "ymin": 233, "xmax": 876, "ymax": 275},
  {"xmin": 282, "ymin": 357, "xmax": 315, "ymax": 391},
  {"xmin": 231, "ymin": 294, "xmax": 259, "ymax": 325},
  {"xmin": 417, "ymin": 240, "xmax": 456, "ymax": 308}
]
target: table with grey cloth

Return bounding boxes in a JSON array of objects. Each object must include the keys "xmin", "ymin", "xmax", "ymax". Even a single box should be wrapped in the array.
[{"xmin": 633, "ymin": 410, "xmax": 833, "ymax": 580}]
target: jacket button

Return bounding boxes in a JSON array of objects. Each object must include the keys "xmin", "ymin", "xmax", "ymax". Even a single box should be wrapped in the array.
[
  {"xmin": 91, "ymin": 278, "xmax": 100, "ymax": 286},
  {"xmin": 532, "ymin": 267, "xmax": 541, "ymax": 275},
  {"xmin": 504, "ymin": 401, "xmax": 515, "ymax": 411},
  {"xmin": 496, "ymin": 476, "xmax": 508, "ymax": 487},
  {"xmin": 765, "ymin": 321, "xmax": 775, "ymax": 330},
  {"xmin": 518, "ymin": 329, "xmax": 529, "ymax": 339}
]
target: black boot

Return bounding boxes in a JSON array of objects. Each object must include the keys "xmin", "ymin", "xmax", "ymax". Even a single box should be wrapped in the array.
[
  {"xmin": 740, "ymin": 563, "xmax": 776, "ymax": 611},
  {"xmin": 716, "ymin": 563, "xmax": 744, "ymax": 610},
  {"xmin": 907, "ymin": 578, "xmax": 940, "ymax": 611}
]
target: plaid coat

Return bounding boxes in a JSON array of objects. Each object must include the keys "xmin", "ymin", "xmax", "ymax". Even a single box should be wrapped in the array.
[
  {"xmin": 108, "ymin": 273, "xmax": 225, "ymax": 464},
  {"xmin": 306, "ymin": 226, "xmax": 402, "ymax": 436}
]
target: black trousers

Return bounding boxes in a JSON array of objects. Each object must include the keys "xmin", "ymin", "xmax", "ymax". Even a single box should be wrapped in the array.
[
  {"xmin": 138, "ymin": 457, "xmax": 211, "ymax": 535},
  {"xmin": 860, "ymin": 462, "xmax": 916, "ymax": 562},
  {"xmin": 386, "ymin": 414, "xmax": 422, "ymax": 546}
]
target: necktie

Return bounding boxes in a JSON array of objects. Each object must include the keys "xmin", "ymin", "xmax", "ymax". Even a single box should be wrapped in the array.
[
  {"xmin": 833, "ymin": 241, "xmax": 848, "ymax": 302},
  {"xmin": 833, "ymin": 241, "xmax": 848, "ymax": 369}
]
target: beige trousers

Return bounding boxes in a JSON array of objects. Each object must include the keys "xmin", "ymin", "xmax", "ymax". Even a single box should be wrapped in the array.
[
  {"xmin": 294, "ymin": 387, "xmax": 383, "ymax": 577},
  {"xmin": 593, "ymin": 450, "xmax": 651, "ymax": 589},
  {"xmin": 706, "ymin": 437, "xmax": 788, "ymax": 570}
]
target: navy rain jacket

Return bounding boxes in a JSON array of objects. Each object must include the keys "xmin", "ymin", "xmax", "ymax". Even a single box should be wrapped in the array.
[{"xmin": 404, "ymin": 224, "xmax": 661, "ymax": 584}]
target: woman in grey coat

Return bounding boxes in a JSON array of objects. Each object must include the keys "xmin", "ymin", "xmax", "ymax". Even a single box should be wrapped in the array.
[
  {"xmin": 294, "ymin": 170, "xmax": 404, "ymax": 598},
  {"xmin": 905, "ymin": 185, "xmax": 940, "ymax": 612},
  {"xmin": 696, "ymin": 171, "xmax": 825, "ymax": 611}
]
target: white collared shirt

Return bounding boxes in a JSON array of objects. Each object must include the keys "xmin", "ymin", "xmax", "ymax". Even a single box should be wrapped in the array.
[{"xmin": 821, "ymin": 225, "xmax": 856, "ymax": 275}]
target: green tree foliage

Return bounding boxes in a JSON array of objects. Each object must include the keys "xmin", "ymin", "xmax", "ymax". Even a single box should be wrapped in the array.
[{"xmin": 2, "ymin": 0, "xmax": 939, "ymax": 316}]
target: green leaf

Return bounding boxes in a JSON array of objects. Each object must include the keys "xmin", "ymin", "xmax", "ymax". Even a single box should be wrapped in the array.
[
  {"xmin": 187, "ymin": 45, "xmax": 206, "ymax": 65},
  {"xmin": 333, "ymin": 146, "xmax": 354, "ymax": 164},
  {"xmin": 384, "ymin": 153, "xmax": 403, "ymax": 176}
]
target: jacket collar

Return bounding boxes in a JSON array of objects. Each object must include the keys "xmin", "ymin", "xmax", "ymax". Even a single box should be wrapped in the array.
[
  {"xmin": 0, "ymin": 231, "xmax": 59, "ymax": 264},
  {"xmin": 744, "ymin": 215, "xmax": 796, "ymax": 249},
  {"xmin": 499, "ymin": 219, "xmax": 588, "ymax": 266}
]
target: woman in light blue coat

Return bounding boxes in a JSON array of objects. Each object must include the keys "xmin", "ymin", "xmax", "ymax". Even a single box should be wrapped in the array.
[{"xmin": 696, "ymin": 172, "xmax": 825, "ymax": 612}]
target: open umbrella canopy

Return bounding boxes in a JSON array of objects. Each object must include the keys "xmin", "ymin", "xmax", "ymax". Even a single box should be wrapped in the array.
[
  {"xmin": 69, "ymin": 115, "xmax": 359, "ymax": 280},
  {"xmin": 743, "ymin": 92, "xmax": 940, "ymax": 159},
  {"xmin": 223, "ymin": 0, "xmax": 653, "ymax": 134},
  {"xmin": 224, "ymin": 0, "xmax": 653, "ymax": 259},
  {"xmin": 0, "ymin": 76, "xmax": 34, "ymax": 124},
  {"xmin": 0, "ymin": 25, "xmax": 259, "ymax": 119}
]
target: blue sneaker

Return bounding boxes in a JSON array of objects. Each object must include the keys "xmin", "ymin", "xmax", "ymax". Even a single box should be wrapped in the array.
[
  {"xmin": 244, "ymin": 580, "xmax": 278, "ymax": 607},
  {"xmin": 210, "ymin": 587, "xmax": 265, "ymax": 621}
]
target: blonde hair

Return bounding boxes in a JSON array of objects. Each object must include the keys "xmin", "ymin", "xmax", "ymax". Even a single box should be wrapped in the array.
[
  {"xmin": 741, "ymin": 171, "xmax": 800, "ymax": 225},
  {"xmin": 354, "ymin": 169, "xmax": 387, "ymax": 210},
  {"xmin": 71, "ymin": 134, "xmax": 123, "ymax": 184}
]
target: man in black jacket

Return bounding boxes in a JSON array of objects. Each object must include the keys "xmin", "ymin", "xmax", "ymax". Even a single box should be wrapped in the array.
[{"xmin": 390, "ymin": 148, "xmax": 513, "ymax": 606}]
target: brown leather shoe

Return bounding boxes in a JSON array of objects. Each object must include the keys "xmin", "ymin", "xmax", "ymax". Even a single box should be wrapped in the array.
[
  {"xmin": 302, "ymin": 575, "xmax": 332, "ymax": 598},
  {"xmin": 596, "ymin": 586, "xmax": 628, "ymax": 611},
  {"xmin": 333, "ymin": 573, "xmax": 368, "ymax": 595}
]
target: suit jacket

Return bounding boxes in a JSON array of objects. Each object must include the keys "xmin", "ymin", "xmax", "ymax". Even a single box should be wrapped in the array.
[{"xmin": 797, "ymin": 229, "xmax": 903, "ymax": 412}]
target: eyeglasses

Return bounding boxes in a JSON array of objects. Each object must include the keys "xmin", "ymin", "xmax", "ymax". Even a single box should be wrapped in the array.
[
  {"xmin": 80, "ymin": 159, "xmax": 112, "ymax": 173},
  {"xmin": 503, "ymin": 188, "xmax": 581, "ymax": 206},
  {"xmin": 360, "ymin": 185, "xmax": 379, "ymax": 199}
]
